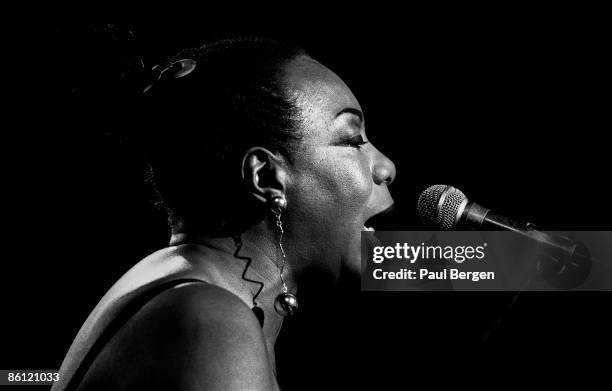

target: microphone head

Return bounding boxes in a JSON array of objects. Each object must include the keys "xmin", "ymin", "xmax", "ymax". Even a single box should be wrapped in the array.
[{"xmin": 417, "ymin": 185, "xmax": 468, "ymax": 229}]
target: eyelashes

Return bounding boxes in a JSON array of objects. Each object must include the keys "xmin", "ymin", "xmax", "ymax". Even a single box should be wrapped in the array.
[
  {"xmin": 333, "ymin": 134, "xmax": 369, "ymax": 150},
  {"xmin": 346, "ymin": 135, "xmax": 369, "ymax": 149}
]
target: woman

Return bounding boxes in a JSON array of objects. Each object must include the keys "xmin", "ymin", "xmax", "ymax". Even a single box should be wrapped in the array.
[{"xmin": 54, "ymin": 37, "xmax": 395, "ymax": 390}]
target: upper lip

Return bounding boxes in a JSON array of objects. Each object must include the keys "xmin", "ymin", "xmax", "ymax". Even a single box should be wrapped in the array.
[{"xmin": 364, "ymin": 203, "xmax": 395, "ymax": 227}]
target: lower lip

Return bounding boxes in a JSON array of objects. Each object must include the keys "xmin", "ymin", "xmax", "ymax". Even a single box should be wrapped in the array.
[{"xmin": 362, "ymin": 226, "xmax": 381, "ymax": 248}]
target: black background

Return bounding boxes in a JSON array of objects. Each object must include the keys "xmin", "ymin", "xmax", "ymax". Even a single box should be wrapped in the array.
[{"xmin": 2, "ymin": 8, "xmax": 610, "ymax": 388}]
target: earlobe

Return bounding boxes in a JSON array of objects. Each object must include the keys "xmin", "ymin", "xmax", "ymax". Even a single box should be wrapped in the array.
[{"xmin": 241, "ymin": 147, "xmax": 287, "ymax": 205}]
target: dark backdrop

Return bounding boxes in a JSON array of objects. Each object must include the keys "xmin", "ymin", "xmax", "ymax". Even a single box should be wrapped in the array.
[{"xmin": 3, "ymin": 10, "xmax": 610, "ymax": 387}]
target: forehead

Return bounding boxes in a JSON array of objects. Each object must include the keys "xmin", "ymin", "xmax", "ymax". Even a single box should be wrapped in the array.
[{"xmin": 283, "ymin": 56, "xmax": 362, "ymax": 135}]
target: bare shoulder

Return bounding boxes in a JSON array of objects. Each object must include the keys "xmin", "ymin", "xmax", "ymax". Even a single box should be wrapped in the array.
[{"xmin": 80, "ymin": 281, "xmax": 277, "ymax": 391}]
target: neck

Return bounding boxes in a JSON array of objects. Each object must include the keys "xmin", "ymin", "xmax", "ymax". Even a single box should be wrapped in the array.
[{"xmin": 169, "ymin": 219, "xmax": 299, "ymax": 343}]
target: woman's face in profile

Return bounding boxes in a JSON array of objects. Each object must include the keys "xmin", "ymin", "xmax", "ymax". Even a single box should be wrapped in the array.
[{"xmin": 283, "ymin": 56, "xmax": 396, "ymax": 275}]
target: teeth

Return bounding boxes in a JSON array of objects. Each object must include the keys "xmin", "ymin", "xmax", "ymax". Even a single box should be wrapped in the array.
[{"xmin": 363, "ymin": 226, "xmax": 375, "ymax": 231}]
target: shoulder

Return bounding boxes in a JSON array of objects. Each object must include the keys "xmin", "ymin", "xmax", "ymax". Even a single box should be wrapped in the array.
[
  {"xmin": 81, "ymin": 281, "xmax": 275, "ymax": 391},
  {"xmin": 151, "ymin": 281, "xmax": 265, "ymax": 351}
]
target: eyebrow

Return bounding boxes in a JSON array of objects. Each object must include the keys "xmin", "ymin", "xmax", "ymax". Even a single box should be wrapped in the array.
[{"xmin": 336, "ymin": 108, "xmax": 364, "ymax": 123}]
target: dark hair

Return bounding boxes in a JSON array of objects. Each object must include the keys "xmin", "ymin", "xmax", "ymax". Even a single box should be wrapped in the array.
[{"xmin": 140, "ymin": 37, "xmax": 308, "ymax": 235}]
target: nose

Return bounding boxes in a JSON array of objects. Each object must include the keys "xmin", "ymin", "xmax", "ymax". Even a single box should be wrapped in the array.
[{"xmin": 372, "ymin": 146, "xmax": 396, "ymax": 186}]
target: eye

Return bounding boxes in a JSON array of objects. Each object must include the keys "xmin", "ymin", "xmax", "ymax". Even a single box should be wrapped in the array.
[{"xmin": 346, "ymin": 135, "xmax": 369, "ymax": 149}]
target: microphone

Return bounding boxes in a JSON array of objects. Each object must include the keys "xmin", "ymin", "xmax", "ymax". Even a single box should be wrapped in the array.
[
  {"xmin": 416, "ymin": 184, "xmax": 591, "ymax": 288},
  {"xmin": 417, "ymin": 184, "xmax": 535, "ymax": 231}
]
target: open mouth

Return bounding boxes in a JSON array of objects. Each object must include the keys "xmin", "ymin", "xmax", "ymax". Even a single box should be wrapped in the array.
[{"xmin": 362, "ymin": 204, "xmax": 395, "ymax": 232}]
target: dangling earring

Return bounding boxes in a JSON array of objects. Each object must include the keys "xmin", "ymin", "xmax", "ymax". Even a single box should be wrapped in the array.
[{"xmin": 270, "ymin": 196, "xmax": 298, "ymax": 316}]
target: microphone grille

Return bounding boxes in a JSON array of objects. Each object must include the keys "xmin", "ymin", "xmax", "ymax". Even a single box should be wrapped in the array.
[
  {"xmin": 417, "ymin": 185, "xmax": 448, "ymax": 225},
  {"xmin": 417, "ymin": 185, "xmax": 467, "ymax": 229}
]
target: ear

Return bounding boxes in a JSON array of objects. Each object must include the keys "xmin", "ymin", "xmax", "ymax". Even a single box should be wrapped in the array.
[{"xmin": 241, "ymin": 147, "xmax": 289, "ymax": 205}]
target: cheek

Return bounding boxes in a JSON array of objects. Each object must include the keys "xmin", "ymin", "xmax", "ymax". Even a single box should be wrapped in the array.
[
  {"xmin": 292, "ymin": 152, "xmax": 371, "ymax": 222},
  {"xmin": 329, "ymin": 159, "xmax": 371, "ymax": 209}
]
